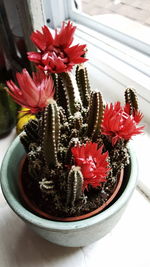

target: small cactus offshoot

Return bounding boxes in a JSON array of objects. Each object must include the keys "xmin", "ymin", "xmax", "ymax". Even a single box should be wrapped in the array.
[
  {"xmin": 6, "ymin": 21, "xmax": 144, "ymax": 218},
  {"xmin": 66, "ymin": 166, "xmax": 83, "ymax": 207},
  {"xmin": 124, "ymin": 88, "xmax": 138, "ymax": 114}
]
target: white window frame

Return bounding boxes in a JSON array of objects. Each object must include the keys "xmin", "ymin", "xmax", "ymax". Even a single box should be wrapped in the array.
[{"xmin": 43, "ymin": 0, "xmax": 68, "ymax": 29}]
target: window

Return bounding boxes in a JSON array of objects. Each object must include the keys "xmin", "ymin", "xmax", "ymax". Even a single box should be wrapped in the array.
[
  {"xmin": 81, "ymin": 0, "xmax": 150, "ymax": 50},
  {"xmin": 66, "ymin": 0, "xmax": 150, "ymax": 55},
  {"xmin": 43, "ymin": 0, "xmax": 150, "ymax": 105},
  {"xmin": 43, "ymin": 0, "xmax": 150, "ymax": 57}
]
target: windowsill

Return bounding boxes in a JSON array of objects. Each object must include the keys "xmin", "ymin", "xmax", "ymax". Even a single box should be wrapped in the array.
[{"xmin": 0, "ymin": 129, "xmax": 150, "ymax": 266}]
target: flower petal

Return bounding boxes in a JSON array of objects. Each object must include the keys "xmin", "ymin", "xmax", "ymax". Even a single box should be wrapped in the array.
[
  {"xmin": 27, "ymin": 52, "xmax": 42, "ymax": 63},
  {"xmin": 54, "ymin": 21, "xmax": 76, "ymax": 48}
]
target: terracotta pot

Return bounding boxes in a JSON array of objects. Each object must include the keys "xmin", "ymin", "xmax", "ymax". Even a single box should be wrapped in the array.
[
  {"xmin": 18, "ymin": 157, "xmax": 124, "ymax": 222},
  {"xmin": 1, "ymin": 136, "xmax": 137, "ymax": 247}
]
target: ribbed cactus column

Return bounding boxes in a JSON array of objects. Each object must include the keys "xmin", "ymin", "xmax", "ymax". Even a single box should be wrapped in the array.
[
  {"xmin": 76, "ymin": 64, "xmax": 91, "ymax": 108},
  {"xmin": 42, "ymin": 101, "xmax": 60, "ymax": 167},
  {"xmin": 66, "ymin": 166, "xmax": 83, "ymax": 207},
  {"xmin": 56, "ymin": 72, "xmax": 77, "ymax": 116},
  {"xmin": 86, "ymin": 91, "xmax": 104, "ymax": 140},
  {"xmin": 125, "ymin": 88, "xmax": 138, "ymax": 114}
]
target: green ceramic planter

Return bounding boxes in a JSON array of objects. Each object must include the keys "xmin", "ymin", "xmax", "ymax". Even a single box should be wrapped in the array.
[{"xmin": 0, "ymin": 136, "xmax": 138, "ymax": 247}]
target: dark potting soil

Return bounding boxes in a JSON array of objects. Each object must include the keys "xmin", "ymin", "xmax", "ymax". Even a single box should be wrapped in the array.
[{"xmin": 20, "ymin": 157, "xmax": 120, "ymax": 218}]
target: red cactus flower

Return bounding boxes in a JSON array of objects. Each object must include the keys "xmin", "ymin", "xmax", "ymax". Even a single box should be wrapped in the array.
[
  {"xmin": 6, "ymin": 69, "xmax": 54, "ymax": 114},
  {"xmin": 124, "ymin": 103, "xmax": 144, "ymax": 123},
  {"xmin": 102, "ymin": 102, "xmax": 144, "ymax": 145},
  {"xmin": 27, "ymin": 21, "xmax": 87, "ymax": 73},
  {"xmin": 71, "ymin": 142, "xmax": 110, "ymax": 190}
]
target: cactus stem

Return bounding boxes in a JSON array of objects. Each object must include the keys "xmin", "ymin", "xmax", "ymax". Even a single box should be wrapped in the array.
[
  {"xmin": 86, "ymin": 91, "xmax": 104, "ymax": 140},
  {"xmin": 124, "ymin": 88, "xmax": 138, "ymax": 114},
  {"xmin": 42, "ymin": 102, "xmax": 60, "ymax": 167},
  {"xmin": 66, "ymin": 165, "xmax": 83, "ymax": 206},
  {"xmin": 76, "ymin": 64, "xmax": 90, "ymax": 108}
]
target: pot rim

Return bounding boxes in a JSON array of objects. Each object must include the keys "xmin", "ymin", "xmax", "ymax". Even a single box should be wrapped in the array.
[{"xmin": 0, "ymin": 135, "xmax": 138, "ymax": 231}]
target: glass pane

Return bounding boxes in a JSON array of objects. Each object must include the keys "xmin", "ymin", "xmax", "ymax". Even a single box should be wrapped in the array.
[{"xmin": 81, "ymin": 0, "xmax": 150, "ymax": 44}]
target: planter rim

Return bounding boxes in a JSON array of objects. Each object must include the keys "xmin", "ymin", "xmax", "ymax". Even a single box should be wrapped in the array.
[{"xmin": 0, "ymin": 135, "xmax": 138, "ymax": 231}]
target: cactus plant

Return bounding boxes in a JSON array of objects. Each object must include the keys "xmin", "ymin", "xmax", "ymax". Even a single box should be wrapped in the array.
[
  {"xmin": 76, "ymin": 64, "xmax": 90, "ymax": 108},
  {"xmin": 6, "ymin": 21, "xmax": 144, "ymax": 219}
]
